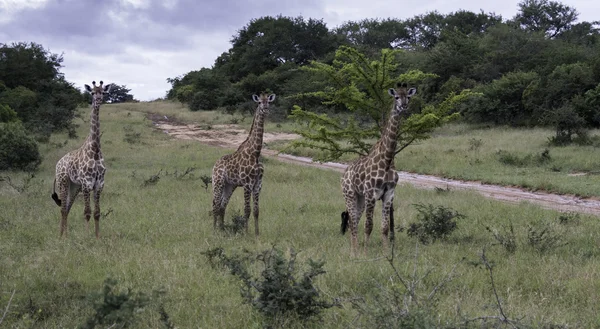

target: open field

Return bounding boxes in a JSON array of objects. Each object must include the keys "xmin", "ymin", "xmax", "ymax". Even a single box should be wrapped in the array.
[
  {"xmin": 1, "ymin": 103, "xmax": 600, "ymax": 328},
  {"xmin": 125, "ymin": 101, "xmax": 600, "ymax": 198}
]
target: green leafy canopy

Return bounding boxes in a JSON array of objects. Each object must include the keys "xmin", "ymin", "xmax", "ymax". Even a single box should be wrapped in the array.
[{"xmin": 288, "ymin": 46, "xmax": 481, "ymax": 162}]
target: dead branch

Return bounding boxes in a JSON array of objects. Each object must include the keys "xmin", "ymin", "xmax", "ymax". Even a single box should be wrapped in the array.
[{"xmin": 0, "ymin": 289, "xmax": 16, "ymax": 325}]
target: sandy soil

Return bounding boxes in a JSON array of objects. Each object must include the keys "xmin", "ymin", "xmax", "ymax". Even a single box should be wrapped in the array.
[{"xmin": 150, "ymin": 115, "xmax": 600, "ymax": 216}]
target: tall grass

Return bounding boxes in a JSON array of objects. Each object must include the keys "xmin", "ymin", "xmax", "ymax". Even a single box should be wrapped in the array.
[{"xmin": 0, "ymin": 104, "xmax": 599, "ymax": 328}]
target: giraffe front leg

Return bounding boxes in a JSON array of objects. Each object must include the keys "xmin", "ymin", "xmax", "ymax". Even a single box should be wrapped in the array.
[
  {"xmin": 364, "ymin": 197, "xmax": 376, "ymax": 255},
  {"xmin": 252, "ymin": 182, "xmax": 262, "ymax": 237},
  {"xmin": 243, "ymin": 187, "xmax": 252, "ymax": 234},
  {"xmin": 93, "ymin": 185, "xmax": 103, "ymax": 239},
  {"xmin": 381, "ymin": 188, "xmax": 396, "ymax": 251},
  {"xmin": 58, "ymin": 177, "xmax": 70, "ymax": 238},
  {"xmin": 82, "ymin": 188, "xmax": 92, "ymax": 235}
]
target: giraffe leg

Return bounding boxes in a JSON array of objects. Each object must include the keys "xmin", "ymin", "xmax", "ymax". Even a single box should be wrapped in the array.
[
  {"xmin": 82, "ymin": 188, "xmax": 92, "ymax": 235},
  {"xmin": 58, "ymin": 176, "xmax": 70, "ymax": 238},
  {"xmin": 343, "ymin": 190, "xmax": 362, "ymax": 256},
  {"xmin": 252, "ymin": 166, "xmax": 263, "ymax": 236},
  {"xmin": 381, "ymin": 188, "xmax": 396, "ymax": 251},
  {"xmin": 243, "ymin": 187, "xmax": 252, "ymax": 233},
  {"xmin": 363, "ymin": 197, "xmax": 376, "ymax": 255},
  {"xmin": 252, "ymin": 181, "xmax": 262, "ymax": 236},
  {"xmin": 218, "ymin": 184, "xmax": 235, "ymax": 230},
  {"xmin": 93, "ymin": 185, "xmax": 103, "ymax": 239},
  {"xmin": 211, "ymin": 183, "xmax": 223, "ymax": 230}
]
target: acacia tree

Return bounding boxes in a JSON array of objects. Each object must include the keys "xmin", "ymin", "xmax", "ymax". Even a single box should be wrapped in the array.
[{"xmin": 288, "ymin": 46, "xmax": 479, "ymax": 162}]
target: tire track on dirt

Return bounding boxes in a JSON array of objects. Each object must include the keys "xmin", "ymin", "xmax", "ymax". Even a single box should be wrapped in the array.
[{"xmin": 151, "ymin": 116, "xmax": 600, "ymax": 216}]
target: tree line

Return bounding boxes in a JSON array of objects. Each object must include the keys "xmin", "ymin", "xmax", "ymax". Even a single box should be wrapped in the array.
[
  {"xmin": 167, "ymin": 0, "xmax": 600, "ymax": 154},
  {"xmin": 0, "ymin": 42, "xmax": 136, "ymax": 171}
]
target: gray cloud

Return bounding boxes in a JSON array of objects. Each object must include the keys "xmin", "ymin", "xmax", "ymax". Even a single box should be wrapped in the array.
[
  {"xmin": 0, "ymin": 0, "xmax": 596, "ymax": 101},
  {"xmin": 1, "ymin": 0, "xmax": 325, "ymax": 54}
]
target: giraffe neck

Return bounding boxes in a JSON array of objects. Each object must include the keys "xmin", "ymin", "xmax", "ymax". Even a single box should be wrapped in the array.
[
  {"xmin": 374, "ymin": 105, "xmax": 401, "ymax": 167},
  {"xmin": 86, "ymin": 99, "xmax": 101, "ymax": 153},
  {"xmin": 240, "ymin": 108, "xmax": 266, "ymax": 158}
]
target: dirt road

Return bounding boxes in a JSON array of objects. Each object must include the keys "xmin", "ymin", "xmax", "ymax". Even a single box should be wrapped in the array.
[{"xmin": 152, "ymin": 116, "xmax": 600, "ymax": 216}]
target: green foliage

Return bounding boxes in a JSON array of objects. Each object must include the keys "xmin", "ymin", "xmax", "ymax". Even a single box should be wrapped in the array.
[
  {"xmin": 485, "ymin": 220, "xmax": 518, "ymax": 254},
  {"xmin": 81, "ymin": 278, "xmax": 169, "ymax": 329},
  {"xmin": 203, "ymin": 247, "xmax": 335, "ymax": 325},
  {"xmin": 526, "ymin": 222, "xmax": 567, "ymax": 253},
  {"xmin": 0, "ymin": 104, "xmax": 18, "ymax": 123},
  {"xmin": 512, "ymin": 0, "xmax": 579, "ymax": 38},
  {"xmin": 496, "ymin": 149, "xmax": 552, "ymax": 166},
  {"xmin": 543, "ymin": 104, "xmax": 589, "ymax": 145},
  {"xmin": 466, "ymin": 71, "xmax": 539, "ymax": 125},
  {"xmin": 406, "ymin": 203, "xmax": 464, "ymax": 244},
  {"xmin": 103, "ymin": 84, "xmax": 135, "ymax": 103},
  {"xmin": 0, "ymin": 122, "xmax": 41, "ymax": 171},
  {"xmin": 288, "ymin": 46, "xmax": 476, "ymax": 161},
  {"xmin": 174, "ymin": 85, "xmax": 194, "ymax": 105},
  {"xmin": 0, "ymin": 42, "xmax": 82, "ymax": 140}
]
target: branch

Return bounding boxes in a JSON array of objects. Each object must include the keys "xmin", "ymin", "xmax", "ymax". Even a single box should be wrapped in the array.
[{"xmin": 0, "ymin": 289, "xmax": 15, "ymax": 325}]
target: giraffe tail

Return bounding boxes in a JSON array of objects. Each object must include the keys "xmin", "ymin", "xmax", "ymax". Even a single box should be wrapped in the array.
[
  {"xmin": 51, "ymin": 178, "xmax": 61, "ymax": 206},
  {"xmin": 340, "ymin": 211, "xmax": 349, "ymax": 235}
]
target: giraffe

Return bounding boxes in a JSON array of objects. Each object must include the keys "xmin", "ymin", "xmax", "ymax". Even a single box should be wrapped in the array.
[
  {"xmin": 211, "ymin": 93, "xmax": 275, "ymax": 236},
  {"xmin": 52, "ymin": 80, "xmax": 112, "ymax": 239},
  {"xmin": 340, "ymin": 83, "xmax": 416, "ymax": 255}
]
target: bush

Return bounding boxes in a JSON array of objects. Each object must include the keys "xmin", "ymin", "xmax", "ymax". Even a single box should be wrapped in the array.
[
  {"xmin": 543, "ymin": 104, "xmax": 589, "ymax": 146},
  {"xmin": 406, "ymin": 203, "xmax": 464, "ymax": 244},
  {"xmin": 81, "ymin": 278, "xmax": 171, "ymax": 329},
  {"xmin": 465, "ymin": 71, "xmax": 539, "ymax": 126},
  {"xmin": 0, "ymin": 104, "xmax": 18, "ymax": 123},
  {"xmin": 0, "ymin": 122, "xmax": 41, "ymax": 171},
  {"xmin": 202, "ymin": 246, "xmax": 335, "ymax": 326}
]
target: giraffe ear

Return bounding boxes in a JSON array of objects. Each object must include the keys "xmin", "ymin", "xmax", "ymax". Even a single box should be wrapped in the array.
[
  {"xmin": 407, "ymin": 87, "xmax": 417, "ymax": 97},
  {"xmin": 252, "ymin": 94, "xmax": 260, "ymax": 102},
  {"xmin": 267, "ymin": 94, "xmax": 276, "ymax": 102},
  {"xmin": 388, "ymin": 88, "xmax": 397, "ymax": 97},
  {"xmin": 85, "ymin": 84, "xmax": 92, "ymax": 92},
  {"xmin": 103, "ymin": 83, "xmax": 113, "ymax": 93}
]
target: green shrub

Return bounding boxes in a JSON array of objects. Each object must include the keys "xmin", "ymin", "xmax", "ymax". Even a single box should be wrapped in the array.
[
  {"xmin": 202, "ymin": 247, "xmax": 335, "ymax": 326},
  {"xmin": 0, "ymin": 104, "xmax": 18, "ymax": 123},
  {"xmin": 0, "ymin": 122, "xmax": 41, "ymax": 171},
  {"xmin": 406, "ymin": 203, "xmax": 464, "ymax": 244},
  {"xmin": 80, "ymin": 278, "xmax": 170, "ymax": 329}
]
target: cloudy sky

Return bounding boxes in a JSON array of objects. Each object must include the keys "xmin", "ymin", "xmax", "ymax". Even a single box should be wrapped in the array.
[{"xmin": 0, "ymin": 0, "xmax": 597, "ymax": 101}]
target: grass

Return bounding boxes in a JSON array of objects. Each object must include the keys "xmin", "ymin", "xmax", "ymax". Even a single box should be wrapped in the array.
[
  {"xmin": 393, "ymin": 123, "xmax": 600, "ymax": 197},
  {"xmin": 269, "ymin": 120, "xmax": 600, "ymax": 198},
  {"xmin": 1, "ymin": 104, "xmax": 599, "ymax": 328}
]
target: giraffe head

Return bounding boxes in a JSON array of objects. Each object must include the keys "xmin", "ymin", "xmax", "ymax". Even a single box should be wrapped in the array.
[
  {"xmin": 388, "ymin": 82, "xmax": 416, "ymax": 114},
  {"xmin": 84, "ymin": 81, "xmax": 112, "ymax": 105},
  {"xmin": 251, "ymin": 93, "xmax": 276, "ymax": 115}
]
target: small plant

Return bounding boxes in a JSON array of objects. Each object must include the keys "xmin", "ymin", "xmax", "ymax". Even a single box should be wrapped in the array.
[
  {"xmin": 406, "ymin": 203, "xmax": 464, "ymax": 244},
  {"xmin": 200, "ymin": 174, "xmax": 212, "ymax": 191},
  {"xmin": 496, "ymin": 149, "xmax": 552, "ymax": 167},
  {"xmin": 122, "ymin": 125, "xmax": 142, "ymax": 144},
  {"xmin": 558, "ymin": 212, "xmax": 580, "ymax": 225},
  {"xmin": 485, "ymin": 220, "xmax": 517, "ymax": 254},
  {"xmin": 202, "ymin": 246, "xmax": 335, "ymax": 326},
  {"xmin": 222, "ymin": 211, "xmax": 247, "ymax": 235},
  {"xmin": 142, "ymin": 170, "xmax": 162, "ymax": 187},
  {"xmin": 0, "ymin": 173, "xmax": 35, "ymax": 193},
  {"xmin": 434, "ymin": 185, "xmax": 451, "ymax": 194},
  {"xmin": 527, "ymin": 223, "xmax": 567, "ymax": 253},
  {"xmin": 352, "ymin": 245, "xmax": 463, "ymax": 328},
  {"xmin": 165, "ymin": 167, "xmax": 197, "ymax": 180},
  {"xmin": 468, "ymin": 138, "xmax": 483, "ymax": 151},
  {"xmin": 80, "ymin": 278, "xmax": 161, "ymax": 329}
]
